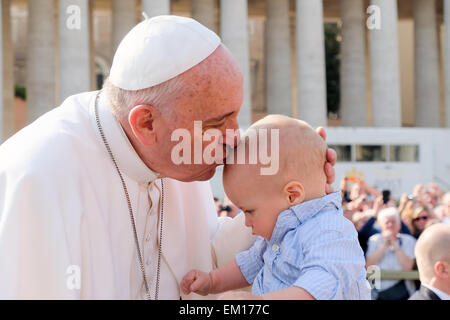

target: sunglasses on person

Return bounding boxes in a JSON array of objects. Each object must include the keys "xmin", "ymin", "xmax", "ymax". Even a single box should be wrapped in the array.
[{"xmin": 413, "ymin": 216, "xmax": 429, "ymax": 222}]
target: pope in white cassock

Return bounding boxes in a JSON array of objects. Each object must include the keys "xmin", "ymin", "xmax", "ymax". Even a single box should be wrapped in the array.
[{"xmin": 0, "ymin": 15, "xmax": 336, "ymax": 299}]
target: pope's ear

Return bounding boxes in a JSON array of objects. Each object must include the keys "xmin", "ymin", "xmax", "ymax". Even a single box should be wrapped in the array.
[
  {"xmin": 283, "ymin": 181, "xmax": 305, "ymax": 206},
  {"xmin": 128, "ymin": 105, "xmax": 159, "ymax": 145}
]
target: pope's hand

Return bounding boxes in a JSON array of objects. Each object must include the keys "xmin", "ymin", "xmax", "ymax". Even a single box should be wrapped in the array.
[
  {"xmin": 180, "ymin": 269, "xmax": 211, "ymax": 296},
  {"xmin": 316, "ymin": 126, "xmax": 337, "ymax": 194},
  {"xmin": 217, "ymin": 291, "xmax": 261, "ymax": 300}
]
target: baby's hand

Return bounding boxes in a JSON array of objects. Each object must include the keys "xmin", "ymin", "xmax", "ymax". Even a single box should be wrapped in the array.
[{"xmin": 181, "ymin": 269, "xmax": 212, "ymax": 296}]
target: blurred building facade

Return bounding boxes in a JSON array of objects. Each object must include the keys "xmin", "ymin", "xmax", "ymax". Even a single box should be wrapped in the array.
[{"xmin": 0, "ymin": 0, "xmax": 449, "ymax": 142}]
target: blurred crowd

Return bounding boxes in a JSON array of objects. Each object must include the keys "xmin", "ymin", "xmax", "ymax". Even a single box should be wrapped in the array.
[
  {"xmin": 341, "ymin": 178, "xmax": 449, "ymax": 246},
  {"xmin": 214, "ymin": 178, "xmax": 450, "ymax": 300},
  {"xmin": 340, "ymin": 177, "xmax": 450, "ymax": 300}
]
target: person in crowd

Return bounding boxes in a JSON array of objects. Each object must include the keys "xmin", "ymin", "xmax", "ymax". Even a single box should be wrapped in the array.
[
  {"xmin": 398, "ymin": 193, "xmax": 411, "ymax": 216},
  {"xmin": 218, "ymin": 196, "xmax": 240, "ymax": 218},
  {"xmin": 404, "ymin": 205, "xmax": 434, "ymax": 239},
  {"xmin": 358, "ymin": 196, "xmax": 410, "ymax": 253},
  {"xmin": 427, "ymin": 183, "xmax": 443, "ymax": 199},
  {"xmin": 425, "ymin": 218, "xmax": 441, "ymax": 229},
  {"xmin": 433, "ymin": 205, "xmax": 443, "ymax": 220},
  {"xmin": 214, "ymin": 197, "xmax": 223, "ymax": 216},
  {"xmin": 440, "ymin": 193, "xmax": 450, "ymax": 224},
  {"xmin": 409, "ymin": 223, "xmax": 450, "ymax": 300},
  {"xmin": 181, "ymin": 115, "xmax": 370, "ymax": 300},
  {"xmin": 353, "ymin": 210, "xmax": 373, "ymax": 232},
  {"xmin": 365, "ymin": 208, "xmax": 416, "ymax": 300},
  {"xmin": 412, "ymin": 184, "xmax": 425, "ymax": 201},
  {"xmin": 410, "ymin": 183, "xmax": 442, "ymax": 210},
  {"xmin": 340, "ymin": 177, "xmax": 352, "ymax": 205},
  {"xmin": 343, "ymin": 207, "xmax": 354, "ymax": 221},
  {"xmin": 424, "ymin": 183, "xmax": 442, "ymax": 208},
  {"xmin": 344, "ymin": 178, "xmax": 380, "ymax": 213}
]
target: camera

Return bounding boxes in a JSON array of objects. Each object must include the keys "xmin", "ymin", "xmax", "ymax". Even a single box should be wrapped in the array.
[{"xmin": 382, "ymin": 190, "xmax": 391, "ymax": 204}]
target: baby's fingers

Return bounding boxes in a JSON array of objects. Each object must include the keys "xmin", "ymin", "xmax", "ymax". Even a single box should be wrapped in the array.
[
  {"xmin": 181, "ymin": 280, "xmax": 191, "ymax": 295},
  {"xmin": 190, "ymin": 277, "xmax": 209, "ymax": 296},
  {"xmin": 190, "ymin": 278, "xmax": 203, "ymax": 293},
  {"xmin": 181, "ymin": 270, "xmax": 198, "ymax": 294},
  {"xmin": 191, "ymin": 271, "xmax": 211, "ymax": 295}
]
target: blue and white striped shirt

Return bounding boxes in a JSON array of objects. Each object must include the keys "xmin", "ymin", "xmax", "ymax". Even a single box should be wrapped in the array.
[{"xmin": 235, "ymin": 192, "xmax": 370, "ymax": 300}]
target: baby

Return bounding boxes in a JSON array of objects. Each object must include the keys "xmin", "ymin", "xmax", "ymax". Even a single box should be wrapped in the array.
[{"xmin": 181, "ymin": 115, "xmax": 370, "ymax": 300}]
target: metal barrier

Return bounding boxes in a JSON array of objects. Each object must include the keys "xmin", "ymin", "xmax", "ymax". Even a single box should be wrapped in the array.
[
  {"xmin": 380, "ymin": 270, "xmax": 420, "ymax": 280},
  {"xmin": 367, "ymin": 270, "xmax": 420, "ymax": 281}
]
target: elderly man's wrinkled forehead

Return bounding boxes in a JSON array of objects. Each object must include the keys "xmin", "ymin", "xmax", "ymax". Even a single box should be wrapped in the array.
[{"xmin": 170, "ymin": 45, "xmax": 243, "ymax": 121}]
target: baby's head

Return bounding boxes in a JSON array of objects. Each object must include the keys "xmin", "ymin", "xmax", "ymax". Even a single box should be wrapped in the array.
[{"xmin": 223, "ymin": 115, "xmax": 327, "ymax": 239}]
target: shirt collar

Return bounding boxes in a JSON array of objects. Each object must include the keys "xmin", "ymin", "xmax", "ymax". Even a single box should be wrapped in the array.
[
  {"xmin": 93, "ymin": 91, "xmax": 161, "ymax": 183},
  {"xmin": 422, "ymin": 283, "xmax": 450, "ymax": 300},
  {"xmin": 290, "ymin": 191, "xmax": 342, "ymax": 223},
  {"xmin": 269, "ymin": 191, "xmax": 342, "ymax": 244}
]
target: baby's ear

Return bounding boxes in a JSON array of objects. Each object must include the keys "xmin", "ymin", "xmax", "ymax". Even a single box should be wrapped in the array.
[{"xmin": 283, "ymin": 181, "xmax": 305, "ymax": 206}]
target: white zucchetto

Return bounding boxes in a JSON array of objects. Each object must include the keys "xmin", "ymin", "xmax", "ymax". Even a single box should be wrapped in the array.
[{"xmin": 108, "ymin": 15, "xmax": 221, "ymax": 91}]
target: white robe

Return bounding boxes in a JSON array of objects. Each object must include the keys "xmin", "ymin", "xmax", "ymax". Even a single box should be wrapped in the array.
[{"xmin": 0, "ymin": 91, "xmax": 255, "ymax": 299}]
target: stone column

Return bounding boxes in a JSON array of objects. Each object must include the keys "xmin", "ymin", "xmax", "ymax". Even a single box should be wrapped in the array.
[
  {"xmin": 413, "ymin": 0, "xmax": 440, "ymax": 127},
  {"xmin": 265, "ymin": 0, "xmax": 292, "ymax": 116},
  {"xmin": 296, "ymin": 0, "xmax": 327, "ymax": 127},
  {"xmin": 220, "ymin": 0, "xmax": 252, "ymax": 128},
  {"xmin": 340, "ymin": 0, "xmax": 367, "ymax": 126},
  {"xmin": 369, "ymin": 0, "xmax": 402, "ymax": 127},
  {"xmin": 111, "ymin": 0, "xmax": 137, "ymax": 53},
  {"xmin": 27, "ymin": 0, "xmax": 55, "ymax": 123},
  {"xmin": 58, "ymin": 0, "xmax": 91, "ymax": 103},
  {"xmin": 444, "ymin": 0, "xmax": 450, "ymax": 127},
  {"xmin": 142, "ymin": 0, "xmax": 170, "ymax": 18},
  {"xmin": 192, "ymin": 0, "xmax": 216, "ymax": 32}
]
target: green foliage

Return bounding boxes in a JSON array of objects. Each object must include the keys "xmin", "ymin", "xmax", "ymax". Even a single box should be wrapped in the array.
[{"xmin": 15, "ymin": 85, "xmax": 26, "ymax": 100}]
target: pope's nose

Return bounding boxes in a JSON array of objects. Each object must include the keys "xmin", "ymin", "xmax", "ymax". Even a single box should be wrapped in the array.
[
  {"xmin": 244, "ymin": 216, "xmax": 252, "ymax": 228},
  {"xmin": 219, "ymin": 126, "xmax": 241, "ymax": 149}
]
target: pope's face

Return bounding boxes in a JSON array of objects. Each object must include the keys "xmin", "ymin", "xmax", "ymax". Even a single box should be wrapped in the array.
[{"xmin": 152, "ymin": 45, "xmax": 244, "ymax": 182}]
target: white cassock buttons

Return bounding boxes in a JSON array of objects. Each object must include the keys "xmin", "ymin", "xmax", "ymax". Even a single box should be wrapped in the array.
[{"xmin": 272, "ymin": 244, "xmax": 279, "ymax": 252}]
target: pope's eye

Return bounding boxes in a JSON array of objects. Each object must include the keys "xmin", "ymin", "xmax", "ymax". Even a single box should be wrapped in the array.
[
  {"xmin": 245, "ymin": 210, "xmax": 254, "ymax": 215},
  {"xmin": 203, "ymin": 122, "xmax": 225, "ymax": 132}
]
